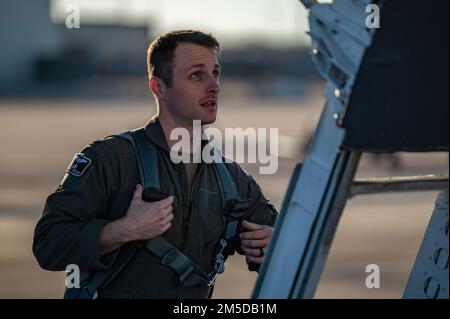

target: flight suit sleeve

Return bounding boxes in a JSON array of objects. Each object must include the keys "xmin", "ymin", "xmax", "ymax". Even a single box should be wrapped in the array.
[
  {"xmin": 240, "ymin": 173, "xmax": 278, "ymax": 228},
  {"xmin": 33, "ymin": 142, "xmax": 119, "ymax": 272},
  {"xmin": 235, "ymin": 168, "xmax": 279, "ymax": 271}
]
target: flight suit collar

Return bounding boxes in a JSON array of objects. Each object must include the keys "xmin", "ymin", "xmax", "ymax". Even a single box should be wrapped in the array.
[
  {"xmin": 144, "ymin": 115, "xmax": 212, "ymax": 159},
  {"xmin": 144, "ymin": 115, "xmax": 170, "ymax": 152}
]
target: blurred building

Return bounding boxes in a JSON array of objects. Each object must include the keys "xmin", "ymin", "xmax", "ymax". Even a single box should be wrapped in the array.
[
  {"xmin": 0, "ymin": 0, "xmax": 318, "ymax": 98},
  {"xmin": 0, "ymin": 0, "xmax": 59, "ymax": 91},
  {"xmin": 0, "ymin": 0, "xmax": 151, "ymax": 96},
  {"xmin": 36, "ymin": 24, "xmax": 149, "ymax": 80}
]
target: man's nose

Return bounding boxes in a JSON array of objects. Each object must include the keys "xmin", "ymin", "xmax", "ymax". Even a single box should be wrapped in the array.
[{"xmin": 206, "ymin": 75, "xmax": 220, "ymax": 94}]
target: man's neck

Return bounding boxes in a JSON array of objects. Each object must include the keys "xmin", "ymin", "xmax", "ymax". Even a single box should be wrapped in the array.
[{"xmin": 158, "ymin": 112, "xmax": 201, "ymax": 155}]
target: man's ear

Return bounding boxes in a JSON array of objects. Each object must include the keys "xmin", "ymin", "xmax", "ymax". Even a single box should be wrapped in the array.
[{"xmin": 149, "ymin": 77, "xmax": 167, "ymax": 100}]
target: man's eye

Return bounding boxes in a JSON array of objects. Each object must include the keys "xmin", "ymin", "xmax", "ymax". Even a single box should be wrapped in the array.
[
  {"xmin": 190, "ymin": 72, "xmax": 203, "ymax": 80},
  {"xmin": 213, "ymin": 70, "xmax": 220, "ymax": 78}
]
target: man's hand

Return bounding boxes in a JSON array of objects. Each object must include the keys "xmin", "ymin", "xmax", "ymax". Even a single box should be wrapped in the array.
[
  {"xmin": 239, "ymin": 220, "xmax": 273, "ymax": 265},
  {"xmin": 99, "ymin": 184, "xmax": 174, "ymax": 256},
  {"xmin": 122, "ymin": 184, "xmax": 174, "ymax": 241}
]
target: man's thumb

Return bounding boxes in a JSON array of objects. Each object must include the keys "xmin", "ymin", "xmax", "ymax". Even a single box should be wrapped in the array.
[{"xmin": 133, "ymin": 184, "xmax": 143, "ymax": 200}]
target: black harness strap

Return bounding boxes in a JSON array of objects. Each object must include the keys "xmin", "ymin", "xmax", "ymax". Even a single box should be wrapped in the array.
[{"xmin": 130, "ymin": 128, "xmax": 160, "ymax": 190}]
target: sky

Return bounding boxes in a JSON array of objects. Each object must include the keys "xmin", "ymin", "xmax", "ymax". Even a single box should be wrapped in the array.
[{"xmin": 50, "ymin": 0, "xmax": 313, "ymax": 47}]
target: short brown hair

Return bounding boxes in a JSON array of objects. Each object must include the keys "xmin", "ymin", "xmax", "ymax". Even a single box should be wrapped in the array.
[{"xmin": 147, "ymin": 30, "xmax": 220, "ymax": 87}]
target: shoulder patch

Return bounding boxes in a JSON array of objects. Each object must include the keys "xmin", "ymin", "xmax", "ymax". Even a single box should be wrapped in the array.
[
  {"xmin": 59, "ymin": 153, "xmax": 95, "ymax": 190},
  {"xmin": 67, "ymin": 154, "xmax": 92, "ymax": 177}
]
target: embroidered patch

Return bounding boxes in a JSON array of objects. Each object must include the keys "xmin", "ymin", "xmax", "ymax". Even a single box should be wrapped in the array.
[{"xmin": 67, "ymin": 154, "xmax": 92, "ymax": 177}]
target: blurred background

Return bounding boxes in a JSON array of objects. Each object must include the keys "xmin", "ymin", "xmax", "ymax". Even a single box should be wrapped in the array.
[{"xmin": 0, "ymin": 0, "xmax": 448, "ymax": 298}]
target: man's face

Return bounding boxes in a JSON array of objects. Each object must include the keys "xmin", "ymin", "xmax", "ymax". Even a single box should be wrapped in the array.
[{"xmin": 164, "ymin": 42, "xmax": 220, "ymax": 126}]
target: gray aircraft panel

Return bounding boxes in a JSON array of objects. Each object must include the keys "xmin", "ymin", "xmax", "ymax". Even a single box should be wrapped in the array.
[
  {"xmin": 254, "ymin": 93, "xmax": 346, "ymax": 298},
  {"xmin": 253, "ymin": 0, "xmax": 375, "ymax": 298},
  {"xmin": 253, "ymin": 0, "xmax": 448, "ymax": 299},
  {"xmin": 404, "ymin": 191, "xmax": 449, "ymax": 299}
]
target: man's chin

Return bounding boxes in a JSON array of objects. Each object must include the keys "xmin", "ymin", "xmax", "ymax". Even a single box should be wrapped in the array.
[
  {"xmin": 198, "ymin": 113, "xmax": 217, "ymax": 125},
  {"xmin": 201, "ymin": 118, "xmax": 216, "ymax": 125}
]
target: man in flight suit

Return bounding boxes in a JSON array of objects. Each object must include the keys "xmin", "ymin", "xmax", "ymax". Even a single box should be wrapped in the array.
[{"xmin": 33, "ymin": 30, "xmax": 278, "ymax": 298}]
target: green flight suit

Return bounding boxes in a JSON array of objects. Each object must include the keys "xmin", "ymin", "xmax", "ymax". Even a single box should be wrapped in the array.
[{"xmin": 33, "ymin": 116, "xmax": 278, "ymax": 298}]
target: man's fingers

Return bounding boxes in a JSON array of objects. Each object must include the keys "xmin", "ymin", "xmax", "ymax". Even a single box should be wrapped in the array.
[
  {"xmin": 241, "ymin": 245, "xmax": 263, "ymax": 258},
  {"xmin": 162, "ymin": 206, "xmax": 173, "ymax": 218},
  {"xmin": 160, "ymin": 212, "xmax": 174, "ymax": 225},
  {"xmin": 158, "ymin": 212, "xmax": 174, "ymax": 235},
  {"xmin": 240, "ymin": 228, "xmax": 272, "ymax": 240},
  {"xmin": 160, "ymin": 221, "xmax": 172, "ymax": 233},
  {"xmin": 245, "ymin": 255, "xmax": 264, "ymax": 265},
  {"xmin": 165, "ymin": 205, "xmax": 173, "ymax": 214},
  {"xmin": 241, "ymin": 220, "xmax": 262, "ymax": 231},
  {"xmin": 156, "ymin": 195, "xmax": 174, "ymax": 209},
  {"xmin": 241, "ymin": 220, "xmax": 266, "ymax": 231},
  {"xmin": 155, "ymin": 205, "xmax": 173, "ymax": 220},
  {"xmin": 241, "ymin": 238, "xmax": 269, "ymax": 248}
]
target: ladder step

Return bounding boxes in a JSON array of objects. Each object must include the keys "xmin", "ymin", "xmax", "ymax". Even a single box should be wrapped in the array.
[{"xmin": 350, "ymin": 175, "xmax": 449, "ymax": 197}]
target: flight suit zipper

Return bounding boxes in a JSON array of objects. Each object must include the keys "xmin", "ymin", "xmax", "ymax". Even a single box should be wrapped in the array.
[{"xmin": 182, "ymin": 163, "xmax": 204, "ymax": 254}]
